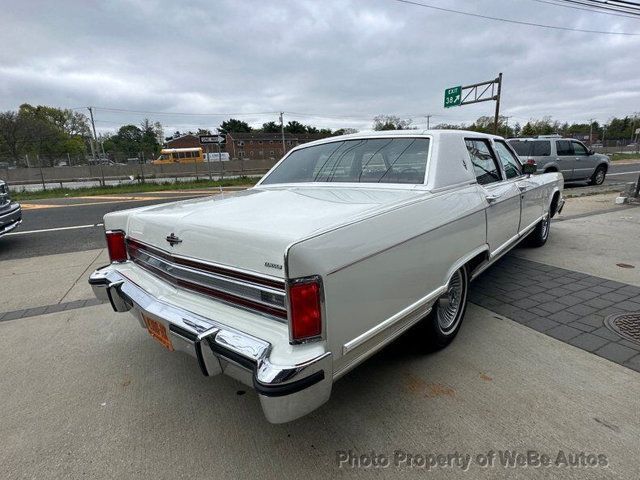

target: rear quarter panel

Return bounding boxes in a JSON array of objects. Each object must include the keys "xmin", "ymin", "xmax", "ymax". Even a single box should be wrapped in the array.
[{"xmin": 286, "ymin": 185, "xmax": 487, "ymax": 377}]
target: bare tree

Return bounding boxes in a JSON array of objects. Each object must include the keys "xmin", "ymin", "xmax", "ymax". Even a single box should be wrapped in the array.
[{"xmin": 372, "ymin": 115, "xmax": 413, "ymax": 131}]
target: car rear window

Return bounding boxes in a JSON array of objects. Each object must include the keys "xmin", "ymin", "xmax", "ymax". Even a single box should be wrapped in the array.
[
  {"xmin": 260, "ymin": 138, "xmax": 430, "ymax": 185},
  {"xmin": 508, "ymin": 140, "xmax": 551, "ymax": 157}
]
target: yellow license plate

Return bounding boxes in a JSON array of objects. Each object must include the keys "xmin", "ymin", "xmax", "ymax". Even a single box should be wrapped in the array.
[{"xmin": 143, "ymin": 314, "xmax": 174, "ymax": 351}]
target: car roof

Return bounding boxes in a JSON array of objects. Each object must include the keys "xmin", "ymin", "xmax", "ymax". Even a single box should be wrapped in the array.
[
  {"xmin": 508, "ymin": 137, "xmax": 580, "ymax": 142},
  {"xmin": 296, "ymin": 129, "xmax": 504, "ymax": 149}
]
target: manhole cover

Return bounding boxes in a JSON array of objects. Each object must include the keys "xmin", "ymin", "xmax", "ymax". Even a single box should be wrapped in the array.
[{"xmin": 605, "ymin": 313, "xmax": 640, "ymax": 345}]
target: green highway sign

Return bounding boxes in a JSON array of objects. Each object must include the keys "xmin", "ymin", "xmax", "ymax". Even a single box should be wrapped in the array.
[{"xmin": 444, "ymin": 86, "xmax": 462, "ymax": 108}]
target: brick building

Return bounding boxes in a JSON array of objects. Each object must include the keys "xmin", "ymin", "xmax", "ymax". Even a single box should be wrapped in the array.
[
  {"xmin": 164, "ymin": 134, "xmax": 201, "ymax": 149},
  {"xmin": 224, "ymin": 132, "xmax": 330, "ymax": 160}
]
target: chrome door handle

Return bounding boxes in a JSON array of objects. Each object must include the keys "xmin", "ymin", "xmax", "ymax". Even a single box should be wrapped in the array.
[
  {"xmin": 485, "ymin": 194, "xmax": 499, "ymax": 204},
  {"xmin": 516, "ymin": 183, "xmax": 526, "ymax": 192}
]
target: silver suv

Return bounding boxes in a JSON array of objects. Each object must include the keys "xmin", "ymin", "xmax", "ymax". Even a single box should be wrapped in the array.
[{"xmin": 508, "ymin": 135, "xmax": 610, "ymax": 185}]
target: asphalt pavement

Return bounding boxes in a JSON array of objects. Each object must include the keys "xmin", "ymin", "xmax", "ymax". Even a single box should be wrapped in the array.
[{"xmin": 0, "ymin": 191, "xmax": 214, "ymax": 260}]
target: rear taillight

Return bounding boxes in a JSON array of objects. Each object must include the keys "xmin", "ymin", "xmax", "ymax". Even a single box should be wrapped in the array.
[
  {"xmin": 106, "ymin": 230, "xmax": 127, "ymax": 263},
  {"xmin": 289, "ymin": 277, "xmax": 322, "ymax": 342}
]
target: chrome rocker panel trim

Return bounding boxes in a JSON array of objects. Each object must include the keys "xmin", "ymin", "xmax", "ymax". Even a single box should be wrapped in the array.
[{"xmin": 89, "ymin": 266, "xmax": 332, "ymax": 424}]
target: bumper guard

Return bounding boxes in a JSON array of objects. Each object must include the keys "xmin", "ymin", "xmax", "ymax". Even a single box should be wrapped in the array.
[{"xmin": 89, "ymin": 266, "xmax": 332, "ymax": 423}]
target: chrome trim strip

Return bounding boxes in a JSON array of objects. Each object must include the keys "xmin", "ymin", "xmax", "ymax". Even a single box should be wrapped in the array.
[
  {"xmin": 489, "ymin": 232, "xmax": 521, "ymax": 259},
  {"xmin": 518, "ymin": 215, "xmax": 544, "ymax": 237},
  {"xmin": 128, "ymin": 243, "xmax": 287, "ymax": 316},
  {"xmin": 342, "ymin": 285, "xmax": 447, "ymax": 355},
  {"xmin": 128, "ymin": 238, "xmax": 285, "ymax": 288},
  {"xmin": 489, "ymin": 215, "xmax": 542, "ymax": 260}
]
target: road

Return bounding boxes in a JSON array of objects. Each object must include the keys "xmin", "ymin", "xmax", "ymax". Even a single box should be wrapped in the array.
[
  {"xmin": 1, "ymin": 163, "xmax": 638, "ymax": 261},
  {"xmin": 0, "ymin": 191, "xmax": 214, "ymax": 260},
  {"xmin": 598, "ymin": 162, "xmax": 640, "ymax": 184}
]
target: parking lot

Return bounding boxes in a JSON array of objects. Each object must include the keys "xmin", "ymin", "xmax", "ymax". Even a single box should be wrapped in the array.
[{"xmin": 1, "ymin": 179, "xmax": 639, "ymax": 479}]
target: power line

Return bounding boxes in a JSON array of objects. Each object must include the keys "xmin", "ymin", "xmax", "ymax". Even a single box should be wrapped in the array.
[
  {"xmin": 529, "ymin": 0, "xmax": 640, "ymax": 18},
  {"xmin": 90, "ymin": 106, "xmax": 279, "ymax": 117},
  {"xmin": 391, "ymin": 0, "xmax": 640, "ymax": 35},
  {"xmin": 557, "ymin": 0, "xmax": 640, "ymax": 16}
]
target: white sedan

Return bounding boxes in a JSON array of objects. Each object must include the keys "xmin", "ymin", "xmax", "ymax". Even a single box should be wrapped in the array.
[{"xmin": 89, "ymin": 130, "xmax": 564, "ymax": 423}]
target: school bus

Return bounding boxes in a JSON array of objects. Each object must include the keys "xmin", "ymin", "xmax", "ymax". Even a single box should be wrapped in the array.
[{"xmin": 152, "ymin": 147, "xmax": 204, "ymax": 164}]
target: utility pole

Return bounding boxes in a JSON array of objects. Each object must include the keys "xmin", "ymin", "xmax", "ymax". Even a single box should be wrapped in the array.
[
  {"xmin": 87, "ymin": 106, "xmax": 101, "ymax": 185},
  {"xmin": 279, "ymin": 112, "xmax": 286, "ymax": 156},
  {"xmin": 588, "ymin": 118, "xmax": 595, "ymax": 145},
  {"xmin": 425, "ymin": 114, "xmax": 432, "ymax": 130},
  {"xmin": 631, "ymin": 113, "xmax": 638, "ymax": 143},
  {"xmin": 493, "ymin": 72, "xmax": 502, "ymax": 135}
]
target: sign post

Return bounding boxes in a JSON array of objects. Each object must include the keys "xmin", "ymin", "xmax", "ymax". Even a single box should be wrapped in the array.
[
  {"xmin": 444, "ymin": 73, "xmax": 503, "ymax": 134},
  {"xmin": 199, "ymin": 135, "xmax": 226, "ymax": 181}
]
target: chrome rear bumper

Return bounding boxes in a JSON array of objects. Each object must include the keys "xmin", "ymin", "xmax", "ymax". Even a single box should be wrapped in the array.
[{"xmin": 89, "ymin": 266, "xmax": 332, "ymax": 423}]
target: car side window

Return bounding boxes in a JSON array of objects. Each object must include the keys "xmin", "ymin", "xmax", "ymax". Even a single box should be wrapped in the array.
[
  {"xmin": 556, "ymin": 140, "xmax": 573, "ymax": 156},
  {"xmin": 532, "ymin": 140, "xmax": 551, "ymax": 156},
  {"xmin": 493, "ymin": 140, "xmax": 522, "ymax": 179},
  {"xmin": 572, "ymin": 141, "xmax": 588, "ymax": 155},
  {"xmin": 465, "ymin": 139, "xmax": 502, "ymax": 185}
]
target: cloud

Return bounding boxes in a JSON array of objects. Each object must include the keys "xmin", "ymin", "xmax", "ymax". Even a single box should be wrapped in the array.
[{"xmin": 1, "ymin": 0, "xmax": 639, "ymax": 133}]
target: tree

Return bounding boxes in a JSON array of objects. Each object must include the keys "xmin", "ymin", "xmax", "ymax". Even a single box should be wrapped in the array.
[
  {"xmin": 372, "ymin": 115, "xmax": 413, "ymax": 131},
  {"xmin": 0, "ymin": 111, "xmax": 30, "ymax": 163},
  {"xmin": 332, "ymin": 128, "xmax": 358, "ymax": 136},
  {"xmin": 284, "ymin": 120, "xmax": 307, "ymax": 134},
  {"xmin": 104, "ymin": 125, "xmax": 143, "ymax": 158},
  {"xmin": 219, "ymin": 118, "xmax": 252, "ymax": 133},
  {"xmin": 153, "ymin": 122, "xmax": 164, "ymax": 145},
  {"xmin": 513, "ymin": 122, "xmax": 522, "ymax": 137},
  {"xmin": 319, "ymin": 128, "xmax": 332, "ymax": 135},
  {"xmin": 433, "ymin": 123, "xmax": 464, "ymax": 130},
  {"xmin": 261, "ymin": 121, "xmax": 280, "ymax": 133}
]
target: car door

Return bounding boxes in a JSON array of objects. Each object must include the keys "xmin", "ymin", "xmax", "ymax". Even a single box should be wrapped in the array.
[
  {"xmin": 571, "ymin": 140, "xmax": 594, "ymax": 180},
  {"xmin": 493, "ymin": 140, "xmax": 544, "ymax": 234},
  {"xmin": 465, "ymin": 138, "xmax": 521, "ymax": 256},
  {"xmin": 555, "ymin": 140, "xmax": 576, "ymax": 180}
]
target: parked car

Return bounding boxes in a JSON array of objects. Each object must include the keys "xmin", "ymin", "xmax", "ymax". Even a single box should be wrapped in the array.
[
  {"xmin": 508, "ymin": 136, "xmax": 610, "ymax": 185},
  {"xmin": 0, "ymin": 179, "xmax": 22, "ymax": 237},
  {"xmin": 89, "ymin": 130, "xmax": 564, "ymax": 423}
]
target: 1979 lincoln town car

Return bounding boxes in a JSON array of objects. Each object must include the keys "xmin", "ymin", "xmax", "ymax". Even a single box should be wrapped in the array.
[{"xmin": 89, "ymin": 130, "xmax": 564, "ymax": 423}]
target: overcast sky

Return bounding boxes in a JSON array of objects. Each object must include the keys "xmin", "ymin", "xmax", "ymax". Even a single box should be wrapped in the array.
[{"xmin": 1, "ymin": 0, "xmax": 639, "ymax": 134}]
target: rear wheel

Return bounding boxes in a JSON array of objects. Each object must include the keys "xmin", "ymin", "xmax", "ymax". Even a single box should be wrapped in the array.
[
  {"xmin": 589, "ymin": 165, "xmax": 606, "ymax": 185},
  {"xmin": 420, "ymin": 266, "xmax": 469, "ymax": 350},
  {"xmin": 526, "ymin": 214, "xmax": 550, "ymax": 247}
]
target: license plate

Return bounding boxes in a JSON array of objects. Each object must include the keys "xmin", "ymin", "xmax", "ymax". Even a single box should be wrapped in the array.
[{"xmin": 143, "ymin": 314, "xmax": 174, "ymax": 351}]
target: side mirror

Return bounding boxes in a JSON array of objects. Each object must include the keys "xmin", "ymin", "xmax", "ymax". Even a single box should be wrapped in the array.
[
  {"xmin": 588, "ymin": 149, "xmax": 595, "ymax": 155},
  {"xmin": 522, "ymin": 162, "xmax": 537, "ymax": 175}
]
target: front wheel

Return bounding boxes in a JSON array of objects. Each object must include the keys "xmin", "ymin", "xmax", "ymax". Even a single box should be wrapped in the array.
[
  {"xmin": 589, "ymin": 165, "xmax": 606, "ymax": 185},
  {"xmin": 420, "ymin": 266, "xmax": 469, "ymax": 350},
  {"xmin": 526, "ymin": 214, "xmax": 550, "ymax": 247}
]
